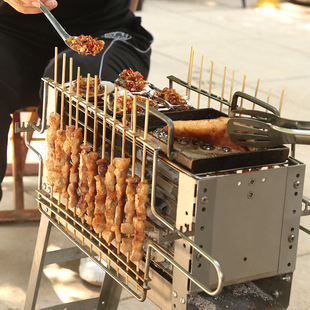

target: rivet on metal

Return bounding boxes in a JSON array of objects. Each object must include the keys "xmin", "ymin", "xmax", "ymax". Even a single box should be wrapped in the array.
[
  {"xmin": 42, "ymin": 183, "xmax": 46, "ymax": 189},
  {"xmin": 201, "ymin": 196, "xmax": 208, "ymax": 204},
  {"xmin": 196, "ymin": 253, "xmax": 202, "ymax": 261},
  {"xmin": 172, "ymin": 291, "xmax": 178, "ymax": 298},
  {"xmin": 248, "ymin": 178, "xmax": 256, "ymax": 186},
  {"xmin": 293, "ymin": 181, "xmax": 300, "ymax": 189},
  {"xmin": 288, "ymin": 234, "xmax": 295, "ymax": 243},
  {"xmin": 247, "ymin": 191, "xmax": 254, "ymax": 199},
  {"xmin": 272, "ymin": 290, "xmax": 280, "ymax": 298},
  {"xmin": 281, "ymin": 275, "xmax": 291, "ymax": 282},
  {"xmin": 180, "ymin": 297, "xmax": 186, "ymax": 304}
]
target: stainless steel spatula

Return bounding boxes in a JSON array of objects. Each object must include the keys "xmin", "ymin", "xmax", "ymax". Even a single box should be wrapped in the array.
[{"xmin": 227, "ymin": 118, "xmax": 310, "ymax": 148}]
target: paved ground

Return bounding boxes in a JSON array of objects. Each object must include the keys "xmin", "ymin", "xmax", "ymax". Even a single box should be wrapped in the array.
[{"xmin": 1, "ymin": 0, "xmax": 310, "ymax": 309}]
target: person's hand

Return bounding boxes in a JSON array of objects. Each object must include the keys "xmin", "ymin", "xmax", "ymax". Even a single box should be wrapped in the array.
[{"xmin": 3, "ymin": 0, "xmax": 58, "ymax": 14}]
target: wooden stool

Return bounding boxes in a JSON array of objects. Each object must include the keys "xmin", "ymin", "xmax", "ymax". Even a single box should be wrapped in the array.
[{"xmin": 0, "ymin": 106, "xmax": 41, "ymax": 222}]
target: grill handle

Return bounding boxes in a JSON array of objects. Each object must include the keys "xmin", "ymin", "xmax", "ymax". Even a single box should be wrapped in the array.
[
  {"xmin": 148, "ymin": 149, "xmax": 224, "ymax": 297},
  {"xmin": 136, "ymin": 98, "xmax": 177, "ymax": 160},
  {"xmin": 231, "ymin": 91, "xmax": 280, "ymax": 116}
]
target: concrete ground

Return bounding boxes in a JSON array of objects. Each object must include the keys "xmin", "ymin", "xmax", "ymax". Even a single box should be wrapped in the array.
[{"xmin": 1, "ymin": 0, "xmax": 310, "ymax": 309}]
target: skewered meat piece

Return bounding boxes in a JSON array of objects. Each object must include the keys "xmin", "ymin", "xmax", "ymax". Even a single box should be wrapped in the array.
[
  {"xmin": 102, "ymin": 164, "xmax": 117, "ymax": 243},
  {"xmin": 121, "ymin": 176, "xmax": 140, "ymax": 235},
  {"xmin": 53, "ymin": 129, "xmax": 66, "ymax": 193},
  {"xmin": 77, "ymin": 144, "xmax": 92, "ymax": 219},
  {"xmin": 68, "ymin": 128, "xmax": 83, "ymax": 210},
  {"xmin": 121, "ymin": 176, "xmax": 140, "ymax": 253},
  {"xmin": 93, "ymin": 158, "xmax": 109, "ymax": 234},
  {"xmin": 111, "ymin": 157, "xmax": 131, "ymax": 243},
  {"xmin": 45, "ymin": 112, "xmax": 60, "ymax": 186},
  {"xmin": 131, "ymin": 217, "xmax": 146, "ymax": 262},
  {"xmin": 163, "ymin": 117, "xmax": 249, "ymax": 152},
  {"xmin": 61, "ymin": 125, "xmax": 75, "ymax": 198},
  {"xmin": 131, "ymin": 179, "xmax": 150, "ymax": 261},
  {"xmin": 85, "ymin": 151, "xmax": 100, "ymax": 227}
]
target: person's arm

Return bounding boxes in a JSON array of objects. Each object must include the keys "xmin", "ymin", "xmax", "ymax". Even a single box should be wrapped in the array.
[
  {"xmin": 3, "ymin": 0, "xmax": 57, "ymax": 14},
  {"xmin": 129, "ymin": 0, "xmax": 139, "ymax": 12}
]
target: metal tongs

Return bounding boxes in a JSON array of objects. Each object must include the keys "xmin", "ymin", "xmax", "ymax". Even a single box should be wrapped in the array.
[{"xmin": 227, "ymin": 91, "xmax": 310, "ymax": 148}]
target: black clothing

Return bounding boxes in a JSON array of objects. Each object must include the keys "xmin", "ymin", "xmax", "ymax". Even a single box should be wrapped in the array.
[{"xmin": 0, "ymin": 0, "xmax": 153, "ymax": 200}]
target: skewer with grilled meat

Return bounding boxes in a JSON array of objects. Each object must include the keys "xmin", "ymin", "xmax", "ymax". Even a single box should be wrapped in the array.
[
  {"xmin": 68, "ymin": 128, "xmax": 83, "ymax": 210},
  {"xmin": 92, "ymin": 158, "xmax": 109, "ymax": 234},
  {"xmin": 102, "ymin": 163, "xmax": 117, "ymax": 243},
  {"xmin": 46, "ymin": 112, "xmax": 60, "ymax": 186},
  {"xmin": 61, "ymin": 125, "xmax": 75, "ymax": 198},
  {"xmin": 53, "ymin": 129, "xmax": 66, "ymax": 193},
  {"xmin": 85, "ymin": 151, "xmax": 100, "ymax": 227},
  {"xmin": 131, "ymin": 179, "xmax": 150, "ymax": 261},
  {"xmin": 111, "ymin": 157, "xmax": 131, "ymax": 243},
  {"xmin": 121, "ymin": 176, "xmax": 140, "ymax": 252},
  {"xmin": 77, "ymin": 144, "xmax": 92, "ymax": 219}
]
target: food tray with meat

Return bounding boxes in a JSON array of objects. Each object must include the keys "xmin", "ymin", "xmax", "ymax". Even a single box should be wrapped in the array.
[{"xmin": 136, "ymin": 108, "xmax": 289, "ymax": 174}]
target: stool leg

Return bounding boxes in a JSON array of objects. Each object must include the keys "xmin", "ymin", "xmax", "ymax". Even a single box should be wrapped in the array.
[
  {"xmin": 24, "ymin": 216, "xmax": 52, "ymax": 310},
  {"xmin": 12, "ymin": 112, "xmax": 24, "ymax": 211}
]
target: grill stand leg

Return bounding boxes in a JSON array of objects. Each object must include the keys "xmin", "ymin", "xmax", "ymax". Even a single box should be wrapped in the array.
[
  {"xmin": 97, "ymin": 274, "xmax": 123, "ymax": 310},
  {"xmin": 24, "ymin": 214, "xmax": 123, "ymax": 310},
  {"xmin": 24, "ymin": 215, "xmax": 52, "ymax": 310}
]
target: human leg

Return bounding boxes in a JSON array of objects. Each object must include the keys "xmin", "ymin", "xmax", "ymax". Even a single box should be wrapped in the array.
[{"xmin": 0, "ymin": 33, "xmax": 56, "ymax": 201}]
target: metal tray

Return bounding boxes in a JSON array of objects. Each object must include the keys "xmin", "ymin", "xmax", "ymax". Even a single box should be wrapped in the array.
[{"xmin": 136, "ymin": 108, "xmax": 290, "ymax": 174}]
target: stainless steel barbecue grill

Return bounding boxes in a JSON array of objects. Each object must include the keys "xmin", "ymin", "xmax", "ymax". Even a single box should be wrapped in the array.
[{"xmin": 21, "ymin": 52, "xmax": 309, "ymax": 310}]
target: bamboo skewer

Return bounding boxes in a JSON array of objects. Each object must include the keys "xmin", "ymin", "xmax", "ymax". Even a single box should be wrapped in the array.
[
  {"xmin": 252, "ymin": 78, "xmax": 260, "ymax": 110},
  {"xmin": 75, "ymin": 67, "xmax": 81, "ymax": 129},
  {"xmin": 186, "ymin": 46, "xmax": 193, "ymax": 97},
  {"xmin": 228, "ymin": 70, "xmax": 235, "ymax": 115},
  {"xmin": 220, "ymin": 66, "xmax": 226, "ymax": 112},
  {"xmin": 197, "ymin": 55, "xmax": 203, "ymax": 109},
  {"xmin": 107, "ymin": 86, "xmax": 118, "ymax": 271},
  {"xmin": 68, "ymin": 58, "xmax": 73, "ymax": 126},
  {"xmin": 279, "ymin": 90, "xmax": 284, "ymax": 115},
  {"xmin": 240, "ymin": 74, "xmax": 246, "ymax": 110},
  {"xmin": 208, "ymin": 61, "xmax": 213, "ymax": 108},
  {"xmin": 136, "ymin": 97, "xmax": 150, "ymax": 293},
  {"xmin": 93, "ymin": 75, "xmax": 98, "ymax": 153}
]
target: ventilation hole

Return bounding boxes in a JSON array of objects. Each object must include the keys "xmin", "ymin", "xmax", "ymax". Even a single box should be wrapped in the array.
[
  {"xmin": 243, "ymin": 257, "xmax": 247, "ymax": 261},
  {"xmin": 287, "ymin": 263, "xmax": 291, "ymax": 267},
  {"xmin": 202, "ymin": 207, "xmax": 206, "ymax": 212},
  {"xmin": 198, "ymin": 263, "xmax": 202, "ymax": 268},
  {"xmin": 296, "ymin": 174, "xmax": 300, "ymax": 178},
  {"xmin": 292, "ymin": 210, "xmax": 296, "ymax": 214},
  {"xmin": 294, "ymin": 192, "xmax": 298, "ymax": 196},
  {"xmin": 185, "ymin": 211, "xmax": 188, "ymax": 215},
  {"xmin": 183, "ymin": 244, "xmax": 186, "ymax": 248},
  {"xmin": 203, "ymin": 188, "xmax": 207, "ymax": 193},
  {"xmin": 291, "ymin": 227, "xmax": 294, "ymax": 232},
  {"xmin": 200, "ymin": 226, "xmax": 204, "ymax": 231},
  {"xmin": 289, "ymin": 245, "xmax": 293, "ymax": 249}
]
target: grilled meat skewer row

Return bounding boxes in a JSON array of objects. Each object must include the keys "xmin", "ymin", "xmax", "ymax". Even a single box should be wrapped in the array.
[
  {"xmin": 93, "ymin": 158, "xmax": 109, "ymax": 234},
  {"xmin": 77, "ymin": 144, "xmax": 92, "ymax": 219},
  {"xmin": 121, "ymin": 176, "xmax": 140, "ymax": 253},
  {"xmin": 46, "ymin": 112, "xmax": 60, "ymax": 187},
  {"xmin": 85, "ymin": 151, "xmax": 100, "ymax": 227},
  {"xmin": 68, "ymin": 128, "xmax": 83, "ymax": 210},
  {"xmin": 53, "ymin": 129, "xmax": 66, "ymax": 193},
  {"xmin": 62, "ymin": 125, "xmax": 75, "ymax": 198},
  {"xmin": 102, "ymin": 163, "xmax": 117, "ymax": 243},
  {"xmin": 131, "ymin": 179, "xmax": 150, "ymax": 261},
  {"xmin": 111, "ymin": 157, "xmax": 131, "ymax": 243}
]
